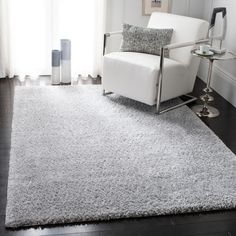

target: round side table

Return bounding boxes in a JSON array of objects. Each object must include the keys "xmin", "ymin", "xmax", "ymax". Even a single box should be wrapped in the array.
[{"xmin": 191, "ymin": 49, "xmax": 236, "ymax": 118}]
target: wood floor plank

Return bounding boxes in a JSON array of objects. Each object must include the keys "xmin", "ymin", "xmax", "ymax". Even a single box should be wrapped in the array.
[
  {"xmin": 172, "ymin": 220, "xmax": 236, "ymax": 236},
  {"xmin": 171, "ymin": 212, "xmax": 236, "ymax": 225}
]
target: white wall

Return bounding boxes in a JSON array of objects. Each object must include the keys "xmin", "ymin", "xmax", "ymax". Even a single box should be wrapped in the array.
[
  {"xmin": 106, "ymin": 0, "xmax": 205, "ymax": 51},
  {"xmin": 106, "ymin": 0, "xmax": 205, "ymax": 30},
  {"xmin": 198, "ymin": 0, "xmax": 236, "ymax": 107}
]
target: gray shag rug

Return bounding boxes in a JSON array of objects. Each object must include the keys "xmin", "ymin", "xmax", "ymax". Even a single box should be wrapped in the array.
[{"xmin": 6, "ymin": 86, "xmax": 236, "ymax": 228}]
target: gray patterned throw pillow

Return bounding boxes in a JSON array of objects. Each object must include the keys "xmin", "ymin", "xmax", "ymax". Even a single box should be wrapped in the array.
[{"xmin": 121, "ymin": 23, "xmax": 173, "ymax": 57}]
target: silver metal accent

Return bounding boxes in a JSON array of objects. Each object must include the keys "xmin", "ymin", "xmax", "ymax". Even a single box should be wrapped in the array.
[
  {"xmin": 205, "ymin": 59, "xmax": 213, "ymax": 93},
  {"xmin": 103, "ymin": 31, "xmax": 123, "ymax": 56},
  {"xmin": 156, "ymin": 47, "xmax": 164, "ymax": 114},
  {"xmin": 203, "ymin": 87, "xmax": 213, "ymax": 93},
  {"xmin": 164, "ymin": 39, "xmax": 209, "ymax": 50},
  {"xmin": 103, "ymin": 34, "xmax": 108, "ymax": 56},
  {"xmin": 158, "ymin": 95, "xmax": 197, "ymax": 115},
  {"xmin": 103, "ymin": 31, "xmax": 123, "ymax": 95},
  {"xmin": 155, "ymin": 39, "xmax": 208, "ymax": 114},
  {"xmin": 191, "ymin": 59, "xmax": 220, "ymax": 118},
  {"xmin": 200, "ymin": 59, "xmax": 214, "ymax": 102},
  {"xmin": 191, "ymin": 49, "xmax": 236, "ymax": 118},
  {"xmin": 192, "ymin": 104, "xmax": 220, "ymax": 118},
  {"xmin": 200, "ymin": 94, "xmax": 214, "ymax": 102}
]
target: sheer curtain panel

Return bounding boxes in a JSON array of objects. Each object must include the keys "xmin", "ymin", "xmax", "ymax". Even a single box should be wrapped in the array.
[
  {"xmin": 0, "ymin": 0, "xmax": 106, "ymax": 79},
  {"xmin": 0, "ymin": 0, "xmax": 13, "ymax": 78}
]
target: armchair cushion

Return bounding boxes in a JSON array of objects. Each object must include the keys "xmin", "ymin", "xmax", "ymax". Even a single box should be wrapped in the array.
[
  {"xmin": 103, "ymin": 52, "xmax": 190, "ymax": 105},
  {"xmin": 120, "ymin": 23, "xmax": 173, "ymax": 57}
]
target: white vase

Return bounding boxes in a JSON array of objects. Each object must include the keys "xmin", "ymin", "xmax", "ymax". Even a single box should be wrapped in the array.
[
  {"xmin": 51, "ymin": 50, "xmax": 61, "ymax": 85},
  {"xmin": 61, "ymin": 39, "xmax": 71, "ymax": 84}
]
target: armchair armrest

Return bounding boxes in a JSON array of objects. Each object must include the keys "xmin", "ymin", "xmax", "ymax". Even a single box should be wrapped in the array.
[
  {"xmin": 156, "ymin": 38, "xmax": 209, "ymax": 114},
  {"xmin": 105, "ymin": 31, "xmax": 122, "ymax": 37},
  {"xmin": 103, "ymin": 31, "xmax": 123, "ymax": 55},
  {"xmin": 164, "ymin": 39, "xmax": 210, "ymax": 50}
]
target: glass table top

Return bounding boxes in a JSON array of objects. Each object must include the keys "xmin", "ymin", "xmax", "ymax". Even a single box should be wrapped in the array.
[{"xmin": 191, "ymin": 49, "xmax": 236, "ymax": 61}]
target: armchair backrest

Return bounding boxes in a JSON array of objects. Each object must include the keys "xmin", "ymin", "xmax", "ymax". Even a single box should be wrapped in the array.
[{"xmin": 148, "ymin": 13, "xmax": 209, "ymax": 67}]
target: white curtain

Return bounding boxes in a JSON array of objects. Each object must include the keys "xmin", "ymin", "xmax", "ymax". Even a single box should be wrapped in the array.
[
  {"xmin": 0, "ymin": 0, "xmax": 106, "ymax": 79},
  {"xmin": 0, "ymin": 0, "xmax": 12, "ymax": 78}
]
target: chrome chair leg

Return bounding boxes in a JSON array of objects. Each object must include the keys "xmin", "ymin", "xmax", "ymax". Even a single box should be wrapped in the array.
[
  {"xmin": 156, "ymin": 47, "xmax": 197, "ymax": 115},
  {"xmin": 157, "ymin": 95, "xmax": 197, "ymax": 114}
]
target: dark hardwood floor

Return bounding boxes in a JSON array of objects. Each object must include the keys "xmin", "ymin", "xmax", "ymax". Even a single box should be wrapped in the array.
[{"xmin": 0, "ymin": 76, "xmax": 235, "ymax": 236}]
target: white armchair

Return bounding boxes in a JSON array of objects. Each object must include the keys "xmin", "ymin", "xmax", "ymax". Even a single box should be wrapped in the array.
[{"xmin": 102, "ymin": 13, "xmax": 209, "ymax": 114}]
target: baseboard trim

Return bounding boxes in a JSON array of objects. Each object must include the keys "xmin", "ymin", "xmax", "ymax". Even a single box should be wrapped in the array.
[{"xmin": 198, "ymin": 60, "xmax": 236, "ymax": 108}]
